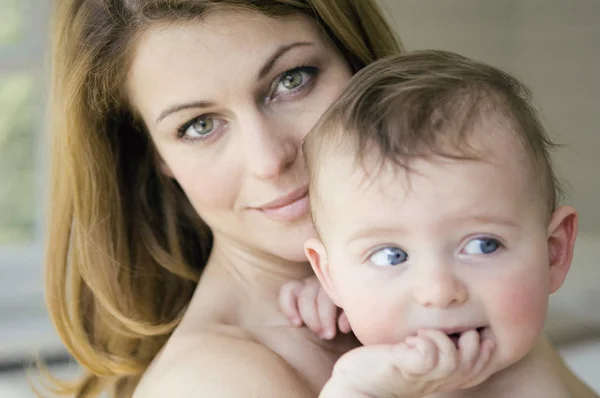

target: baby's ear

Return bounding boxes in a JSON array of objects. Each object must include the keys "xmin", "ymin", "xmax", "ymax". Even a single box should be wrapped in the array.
[
  {"xmin": 547, "ymin": 205, "xmax": 578, "ymax": 293},
  {"xmin": 304, "ymin": 238, "xmax": 341, "ymax": 306}
]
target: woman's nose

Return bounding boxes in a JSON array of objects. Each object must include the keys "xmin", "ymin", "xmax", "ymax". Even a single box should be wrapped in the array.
[
  {"xmin": 412, "ymin": 262, "xmax": 468, "ymax": 308},
  {"xmin": 242, "ymin": 110, "xmax": 299, "ymax": 180}
]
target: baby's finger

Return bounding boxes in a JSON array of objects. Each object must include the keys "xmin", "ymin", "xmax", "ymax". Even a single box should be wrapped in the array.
[
  {"xmin": 298, "ymin": 280, "xmax": 323, "ymax": 335},
  {"xmin": 417, "ymin": 329, "xmax": 459, "ymax": 378},
  {"xmin": 462, "ymin": 338, "xmax": 495, "ymax": 387},
  {"xmin": 278, "ymin": 281, "xmax": 303, "ymax": 326},
  {"xmin": 392, "ymin": 335, "xmax": 438, "ymax": 376},
  {"xmin": 438, "ymin": 329, "xmax": 481, "ymax": 390},
  {"xmin": 338, "ymin": 310, "xmax": 352, "ymax": 334},
  {"xmin": 457, "ymin": 329, "xmax": 480, "ymax": 372},
  {"xmin": 317, "ymin": 287, "xmax": 337, "ymax": 339}
]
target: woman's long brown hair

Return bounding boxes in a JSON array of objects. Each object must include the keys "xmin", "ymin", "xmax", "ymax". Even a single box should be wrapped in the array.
[{"xmin": 45, "ymin": 1, "xmax": 403, "ymax": 396}]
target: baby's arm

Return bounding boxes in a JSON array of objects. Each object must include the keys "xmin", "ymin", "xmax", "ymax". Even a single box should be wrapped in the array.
[
  {"xmin": 279, "ymin": 276, "xmax": 351, "ymax": 339},
  {"xmin": 320, "ymin": 329, "xmax": 495, "ymax": 398}
]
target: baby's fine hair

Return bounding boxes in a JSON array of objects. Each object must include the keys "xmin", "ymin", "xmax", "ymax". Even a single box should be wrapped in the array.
[{"xmin": 304, "ymin": 50, "xmax": 561, "ymax": 216}]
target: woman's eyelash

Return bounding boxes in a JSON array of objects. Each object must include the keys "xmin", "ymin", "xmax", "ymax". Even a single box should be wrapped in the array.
[
  {"xmin": 177, "ymin": 116, "xmax": 201, "ymax": 138},
  {"xmin": 270, "ymin": 65, "xmax": 318, "ymax": 94},
  {"xmin": 176, "ymin": 114, "xmax": 220, "ymax": 143},
  {"xmin": 174, "ymin": 65, "xmax": 319, "ymax": 142}
]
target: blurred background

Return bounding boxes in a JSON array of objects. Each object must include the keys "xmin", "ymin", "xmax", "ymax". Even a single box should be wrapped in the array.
[{"xmin": 0, "ymin": 0, "xmax": 598, "ymax": 396}]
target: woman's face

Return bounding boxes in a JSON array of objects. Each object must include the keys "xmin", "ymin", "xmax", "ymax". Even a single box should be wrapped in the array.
[{"xmin": 127, "ymin": 10, "xmax": 353, "ymax": 261}]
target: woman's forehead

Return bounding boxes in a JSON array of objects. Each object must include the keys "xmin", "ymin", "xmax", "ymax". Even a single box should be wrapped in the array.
[
  {"xmin": 126, "ymin": 9, "xmax": 329, "ymax": 123},
  {"xmin": 128, "ymin": 9, "xmax": 327, "ymax": 81}
]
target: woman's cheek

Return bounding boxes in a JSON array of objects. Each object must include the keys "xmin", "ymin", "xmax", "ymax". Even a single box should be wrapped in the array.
[{"xmin": 172, "ymin": 155, "xmax": 241, "ymax": 210}]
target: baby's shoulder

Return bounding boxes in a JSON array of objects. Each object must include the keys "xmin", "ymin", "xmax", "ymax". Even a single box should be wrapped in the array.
[{"xmin": 133, "ymin": 326, "xmax": 313, "ymax": 398}]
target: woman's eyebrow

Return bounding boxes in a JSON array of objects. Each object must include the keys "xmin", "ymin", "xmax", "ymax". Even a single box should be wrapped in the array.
[
  {"xmin": 156, "ymin": 100, "xmax": 215, "ymax": 125},
  {"xmin": 155, "ymin": 42, "xmax": 314, "ymax": 125},
  {"xmin": 256, "ymin": 41, "xmax": 313, "ymax": 80}
]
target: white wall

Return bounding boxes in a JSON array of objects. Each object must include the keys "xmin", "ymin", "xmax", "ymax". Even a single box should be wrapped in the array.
[{"xmin": 380, "ymin": 0, "xmax": 600, "ymax": 237}]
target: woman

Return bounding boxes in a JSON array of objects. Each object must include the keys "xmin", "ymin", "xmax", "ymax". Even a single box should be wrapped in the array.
[{"xmin": 46, "ymin": 1, "xmax": 597, "ymax": 397}]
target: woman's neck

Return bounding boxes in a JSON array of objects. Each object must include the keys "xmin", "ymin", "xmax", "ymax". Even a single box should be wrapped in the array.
[
  {"xmin": 189, "ymin": 236, "xmax": 315, "ymax": 329},
  {"xmin": 211, "ymin": 237, "xmax": 315, "ymax": 283}
]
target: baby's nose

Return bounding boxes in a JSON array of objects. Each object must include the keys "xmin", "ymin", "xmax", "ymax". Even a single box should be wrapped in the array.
[{"xmin": 412, "ymin": 265, "xmax": 468, "ymax": 308}]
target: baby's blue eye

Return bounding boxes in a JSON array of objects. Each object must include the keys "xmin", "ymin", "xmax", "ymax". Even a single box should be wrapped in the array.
[
  {"xmin": 369, "ymin": 247, "xmax": 408, "ymax": 267},
  {"xmin": 463, "ymin": 238, "xmax": 501, "ymax": 255}
]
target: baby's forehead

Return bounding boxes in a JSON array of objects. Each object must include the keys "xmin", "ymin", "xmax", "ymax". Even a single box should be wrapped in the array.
[{"xmin": 316, "ymin": 121, "xmax": 529, "ymax": 191}]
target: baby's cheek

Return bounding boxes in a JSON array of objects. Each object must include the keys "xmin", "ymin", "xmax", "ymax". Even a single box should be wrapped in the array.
[
  {"xmin": 489, "ymin": 272, "xmax": 549, "ymax": 360},
  {"xmin": 345, "ymin": 304, "xmax": 400, "ymax": 345},
  {"xmin": 333, "ymin": 267, "xmax": 405, "ymax": 345},
  {"xmin": 497, "ymin": 287, "xmax": 547, "ymax": 327},
  {"xmin": 339, "ymin": 286, "xmax": 401, "ymax": 345}
]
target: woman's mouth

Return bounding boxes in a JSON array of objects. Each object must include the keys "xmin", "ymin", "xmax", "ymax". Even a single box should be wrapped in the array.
[{"xmin": 254, "ymin": 186, "xmax": 310, "ymax": 222}]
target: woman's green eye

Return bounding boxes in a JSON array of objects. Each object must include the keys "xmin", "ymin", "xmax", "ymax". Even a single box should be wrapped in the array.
[
  {"xmin": 179, "ymin": 116, "xmax": 224, "ymax": 141},
  {"xmin": 190, "ymin": 118, "xmax": 213, "ymax": 136},
  {"xmin": 269, "ymin": 66, "xmax": 318, "ymax": 100},
  {"xmin": 281, "ymin": 70, "xmax": 304, "ymax": 90}
]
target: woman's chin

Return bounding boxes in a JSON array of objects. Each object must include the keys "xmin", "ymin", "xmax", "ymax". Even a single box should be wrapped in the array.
[
  {"xmin": 263, "ymin": 223, "xmax": 317, "ymax": 264},
  {"xmin": 266, "ymin": 241, "xmax": 312, "ymax": 264}
]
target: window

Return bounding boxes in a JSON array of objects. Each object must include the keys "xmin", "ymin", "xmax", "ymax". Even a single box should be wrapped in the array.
[{"xmin": 0, "ymin": 0, "xmax": 62, "ymax": 363}]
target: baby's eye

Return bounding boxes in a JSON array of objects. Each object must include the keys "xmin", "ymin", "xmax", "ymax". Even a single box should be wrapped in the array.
[
  {"xmin": 369, "ymin": 247, "xmax": 408, "ymax": 267},
  {"xmin": 463, "ymin": 238, "xmax": 501, "ymax": 255}
]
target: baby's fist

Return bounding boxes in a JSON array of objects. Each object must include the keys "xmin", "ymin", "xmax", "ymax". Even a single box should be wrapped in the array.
[{"xmin": 279, "ymin": 276, "xmax": 351, "ymax": 339}]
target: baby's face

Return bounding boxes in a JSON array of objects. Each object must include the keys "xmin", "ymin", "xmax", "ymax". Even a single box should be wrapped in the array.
[{"xmin": 309, "ymin": 125, "xmax": 557, "ymax": 375}]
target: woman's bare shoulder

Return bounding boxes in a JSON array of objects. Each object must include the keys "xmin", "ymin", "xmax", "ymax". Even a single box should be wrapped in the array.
[{"xmin": 133, "ymin": 326, "xmax": 315, "ymax": 398}]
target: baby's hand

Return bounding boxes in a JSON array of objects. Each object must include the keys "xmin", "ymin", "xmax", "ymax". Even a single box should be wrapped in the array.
[
  {"xmin": 391, "ymin": 329, "xmax": 495, "ymax": 394},
  {"xmin": 279, "ymin": 276, "xmax": 351, "ymax": 339},
  {"xmin": 320, "ymin": 329, "xmax": 495, "ymax": 398}
]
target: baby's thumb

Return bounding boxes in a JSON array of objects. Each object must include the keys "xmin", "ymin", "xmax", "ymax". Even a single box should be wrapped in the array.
[{"xmin": 391, "ymin": 337, "xmax": 438, "ymax": 376}]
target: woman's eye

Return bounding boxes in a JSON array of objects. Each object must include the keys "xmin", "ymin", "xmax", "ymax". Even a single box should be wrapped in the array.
[
  {"xmin": 178, "ymin": 116, "xmax": 223, "ymax": 141},
  {"xmin": 463, "ymin": 238, "xmax": 501, "ymax": 255},
  {"xmin": 369, "ymin": 247, "xmax": 408, "ymax": 267},
  {"xmin": 282, "ymin": 70, "xmax": 303, "ymax": 89},
  {"xmin": 273, "ymin": 67, "xmax": 316, "ymax": 97}
]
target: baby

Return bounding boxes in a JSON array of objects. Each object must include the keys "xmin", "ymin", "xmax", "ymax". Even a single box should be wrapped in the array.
[{"xmin": 281, "ymin": 50, "xmax": 579, "ymax": 397}]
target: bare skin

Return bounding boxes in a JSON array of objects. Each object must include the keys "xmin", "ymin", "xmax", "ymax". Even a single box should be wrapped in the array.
[
  {"xmin": 129, "ymin": 11, "xmax": 358, "ymax": 397},
  {"xmin": 137, "ymin": 254, "xmax": 359, "ymax": 396},
  {"xmin": 128, "ymin": 9, "xmax": 598, "ymax": 398}
]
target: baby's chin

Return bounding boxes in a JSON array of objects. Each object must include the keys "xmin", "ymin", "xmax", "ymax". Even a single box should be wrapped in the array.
[
  {"xmin": 466, "ymin": 345, "xmax": 542, "ymax": 393},
  {"xmin": 465, "ymin": 335, "xmax": 547, "ymax": 392}
]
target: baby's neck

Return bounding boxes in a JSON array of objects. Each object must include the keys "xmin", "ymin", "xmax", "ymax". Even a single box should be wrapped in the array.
[{"xmin": 431, "ymin": 338, "xmax": 571, "ymax": 398}]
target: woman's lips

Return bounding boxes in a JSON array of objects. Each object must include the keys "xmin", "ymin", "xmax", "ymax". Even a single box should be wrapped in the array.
[{"xmin": 255, "ymin": 187, "xmax": 310, "ymax": 222}]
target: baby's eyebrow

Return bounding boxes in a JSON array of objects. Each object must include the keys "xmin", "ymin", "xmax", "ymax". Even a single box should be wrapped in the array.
[
  {"xmin": 455, "ymin": 214, "xmax": 521, "ymax": 229},
  {"xmin": 344, "ymin": 225, "xmax": 405, "ymax": 244}
]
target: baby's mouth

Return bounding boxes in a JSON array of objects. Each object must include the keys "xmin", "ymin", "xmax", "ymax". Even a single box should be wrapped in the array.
[{"xmin": 446, "ymin": 326, "xmax": 487, "ymax": 348}]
